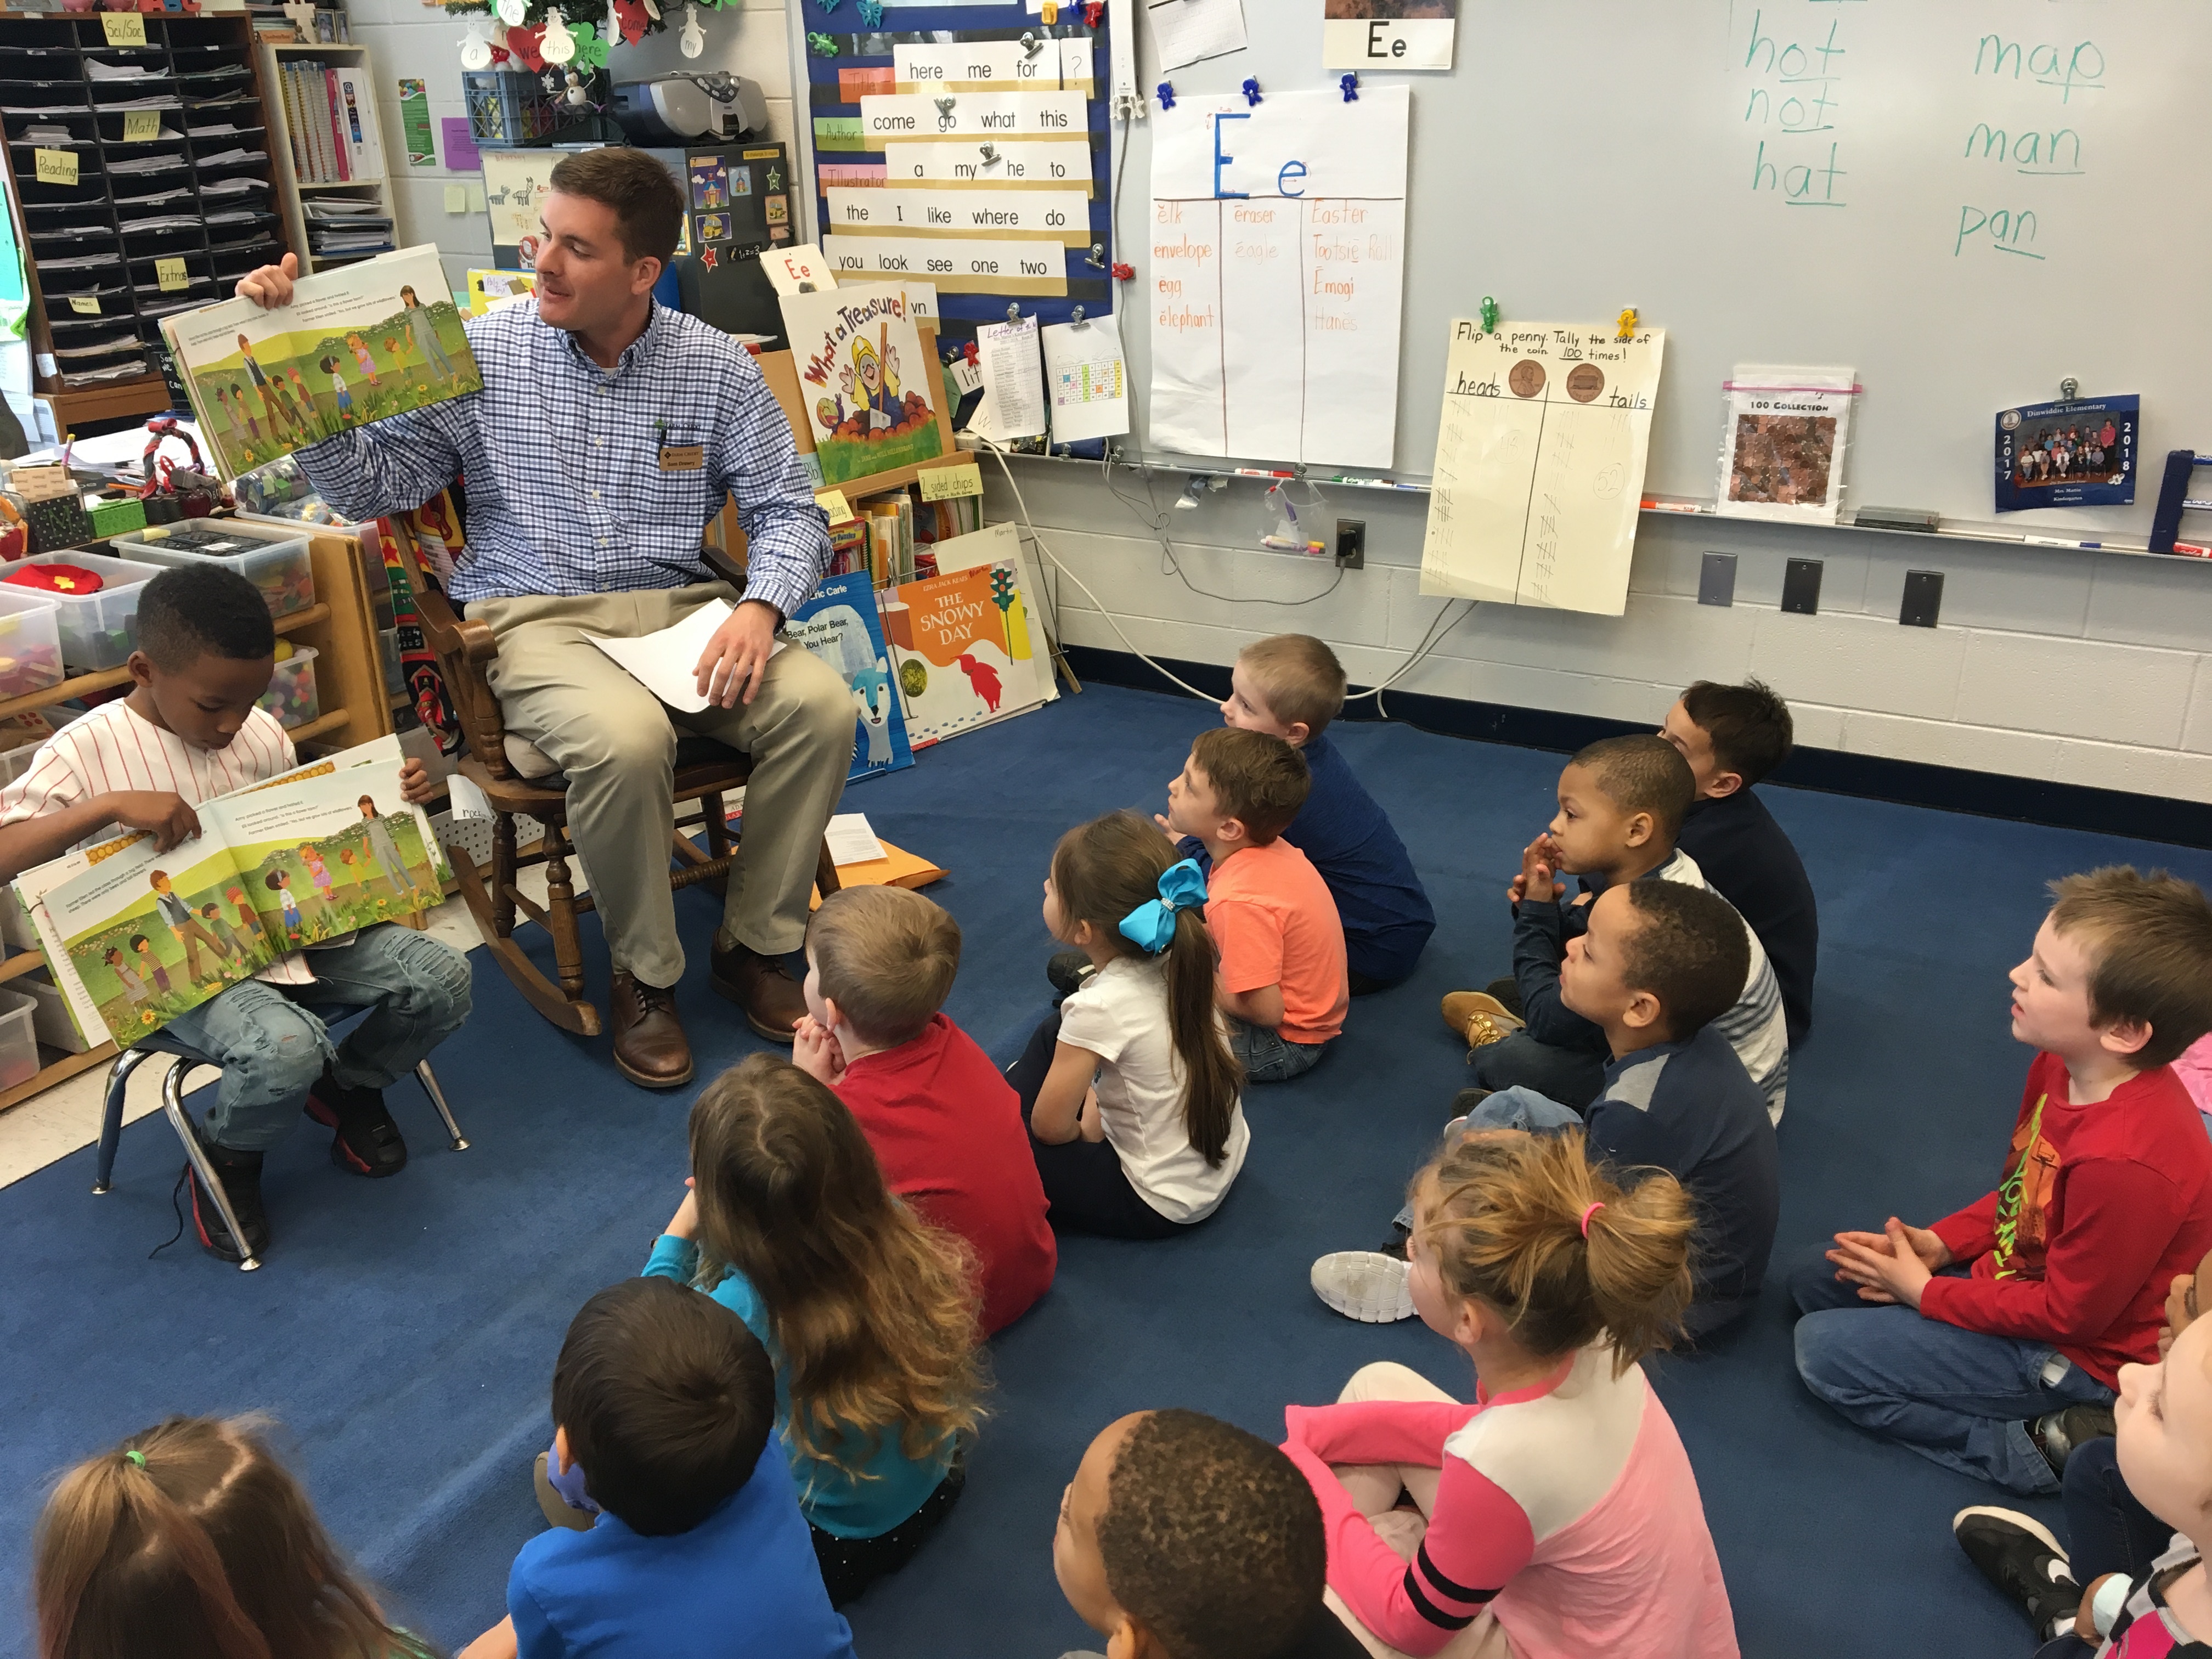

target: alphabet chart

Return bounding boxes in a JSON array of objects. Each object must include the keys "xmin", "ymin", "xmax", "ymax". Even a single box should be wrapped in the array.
[
  {"xmin": 802, "ymin": 3, "xmax": 1115, "ymax": 360},
  {"xmin": 1418, "ymin": 321, "xmax": 1667, "ymax": 616},
  {"xmin": 1147, "ymin": 85, "xmax": 1409, "ymax": 469}
]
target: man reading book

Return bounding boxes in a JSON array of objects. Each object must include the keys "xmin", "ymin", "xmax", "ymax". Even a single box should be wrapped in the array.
[{"xmin": 236, "ymin": 149, "xmax": 849, "ymax": 1089}]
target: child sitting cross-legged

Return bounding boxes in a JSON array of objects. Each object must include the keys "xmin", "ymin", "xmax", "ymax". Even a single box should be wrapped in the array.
[
  {"xmin": 0, "ymin": 563, "xmax": 470, "ymax": 1263},
  {"xmin": 1054, "ymin": 1408, "xmax": 1368, "ymax": 1659},
  {"xmin": 1280, "ymin": 1130, "xmax": 1740, "ymax": 1659},
  {"xmin": 534, "ymin": 1054, "xmax": 984, "ymax": 1607},
  {"xmin": 1006, "ymin": 810, "xmax": 1249, "ymax": 1239},
  {"xmin": 1311, "ymin": 881, "xmax": 1780, "ymax": 1336},
  {"xmin": 1166, "ymin": 635, "xmax": 1435, "ymax": 993},
  {"xmin": 1163, "ymin": 726, "xmax": 1348, "ymax": 1083},
  {"xmin": 1658, "ymin": 678, "xmax": 1819, "ymax": 1047},
  {"xmin": 791, "ymin": 885, "xmax": 1054, "ymax": 1334},
  {"xmin": 33, "ymin": 1413, "xmax": 435, "ymax": 1659},
  {"xmin": 1442, "ymin": 735, "xmax": 1788, "ymax": 1122},
  {"xmin": 1790, "ymin": 866, "xmax": 2212, "ymax": 1496},
  {"xmin": 460, "ymin": 1277, "xmax": 855, "ymax": 1659}
]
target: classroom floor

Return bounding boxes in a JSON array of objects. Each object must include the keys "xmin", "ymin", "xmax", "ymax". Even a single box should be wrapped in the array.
[{"xmin": 5, "ymin": 680, "xmax": 2201, "ymax": 1659}]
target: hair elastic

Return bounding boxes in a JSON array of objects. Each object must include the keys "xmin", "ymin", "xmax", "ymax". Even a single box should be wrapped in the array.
[
  {"xmin": 123, "ymin": 1450, "xmax": 146, "ymax": 1468},
  {"xmin": 1578, "ymin": 1201, "xmax": 1604, "ymax": 1238}
]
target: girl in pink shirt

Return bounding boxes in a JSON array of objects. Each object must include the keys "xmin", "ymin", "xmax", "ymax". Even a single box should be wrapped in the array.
[{"xmin": 1280, "ymin": 1130, "xmax": 1739, "ymax": 1659}]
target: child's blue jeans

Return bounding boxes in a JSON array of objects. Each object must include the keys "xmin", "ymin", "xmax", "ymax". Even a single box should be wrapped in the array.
[
  {"xmin": 1787, "ymin": 1250, "xmax": 2114, "ymax": 1494},
  {"xmin": 161, "ymin": 924, "xmax": 472, "ymax": 1152},
  {"xmin": 1225, "ymin": 1017, "xmax": 1329, "ymax": 1083}
]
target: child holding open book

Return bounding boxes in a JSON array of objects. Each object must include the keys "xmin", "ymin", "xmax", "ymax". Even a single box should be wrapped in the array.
[{"xmin": 0, "ymin": 565, "xmax": 470, "ymax": 1264}]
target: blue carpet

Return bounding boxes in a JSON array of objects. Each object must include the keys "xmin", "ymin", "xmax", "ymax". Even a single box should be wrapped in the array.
[{"xmin": 8, "ymin": 681, "xmax": 2208, "ymax": 1659}]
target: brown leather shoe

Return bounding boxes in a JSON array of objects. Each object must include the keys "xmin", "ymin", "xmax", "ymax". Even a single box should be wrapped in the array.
[
  {"xmin": 610, "ymin": 972, "xmax": 695, "ymax": 1088},
  {"xmin": 710, "ymin": 939, "xmax": 805, "ymax": 1042}
]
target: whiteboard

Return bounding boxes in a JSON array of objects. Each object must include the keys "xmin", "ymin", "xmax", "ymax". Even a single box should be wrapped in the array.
[{"xmin": 1110, "ymin": 0, "xmax": 2210, "ymax": 539}]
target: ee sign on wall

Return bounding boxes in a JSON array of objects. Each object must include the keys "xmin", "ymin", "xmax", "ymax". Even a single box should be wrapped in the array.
[{"xmin": 1322, "ymin": 1, "xmax": 1458, "ymax": 71}]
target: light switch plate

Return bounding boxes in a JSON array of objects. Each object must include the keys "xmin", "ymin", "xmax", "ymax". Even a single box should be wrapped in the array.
[{"xmin": 1698, "ymin": 551, "xmax": 1737, "ymax": 607}]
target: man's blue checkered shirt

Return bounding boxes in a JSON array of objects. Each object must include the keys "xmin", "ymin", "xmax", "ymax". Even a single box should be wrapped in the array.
[{"xmin": 296, "ymin": 299, "xmax": 830, "ymax": 621}]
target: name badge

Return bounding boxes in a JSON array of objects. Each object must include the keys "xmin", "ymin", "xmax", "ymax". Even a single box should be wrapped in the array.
[{"xmin": 659, "ymin": 444, "xmax": 705, "ymax": 472}]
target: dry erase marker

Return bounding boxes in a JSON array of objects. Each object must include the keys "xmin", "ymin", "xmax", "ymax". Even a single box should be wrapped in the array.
[
  {"xmin": 1640, "ymin": 500, "xmax": 1709, "ymax": 515},
  {"xmin": 2023, "ymin": 537, "xmax": 2103, "ymax": 549},
  {"xmin": 1234, "ymin": 467, "xmax": 1297, "ymax": 479}
]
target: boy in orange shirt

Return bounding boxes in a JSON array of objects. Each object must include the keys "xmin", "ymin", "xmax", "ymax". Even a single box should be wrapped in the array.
[{"xmin": 1163, "ymin": 727, "xmax": 1347, "ymax": 1082}]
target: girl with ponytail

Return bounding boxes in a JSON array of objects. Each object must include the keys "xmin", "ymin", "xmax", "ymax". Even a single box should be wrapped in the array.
[
  {"xmin": 1279, "ymin": 1130, "xmax": 1739, "ymax": 1659},
  {"xmin": 35, "ymin": 1415, "xmax": 433, "ymax": 1659},
  {"xmin": 1007, "ymin": 810, "xmax": 1249, "ymax": 1239}
]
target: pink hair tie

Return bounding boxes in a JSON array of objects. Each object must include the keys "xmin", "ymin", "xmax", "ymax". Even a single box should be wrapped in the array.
[{"xmin": 1579, "ymin": 1201, "xmax": 1604, "ymax": 1238}]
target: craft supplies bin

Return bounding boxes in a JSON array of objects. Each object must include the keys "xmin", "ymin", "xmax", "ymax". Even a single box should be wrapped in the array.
[
  {"xmin": 8, "ymin": 551, "xmax": 161, "ymax": 672},
  {"xmin": 110, "ymin": 524, "xmax": 317, "ymax": 618},
  {"xmin": 0, "ymin": 588, "xmax": 65, "ymax": 700},
  {"xmin": 257, "ymin": 642, "xmax": 318, "ymax": 726}
]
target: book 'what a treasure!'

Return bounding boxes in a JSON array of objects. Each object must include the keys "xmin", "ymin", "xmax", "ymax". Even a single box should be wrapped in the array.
[
  {"xmin": 161, "ymin": 244, "xmax": 481, "ymax": 482},
  {"xmin": 780, "ymin": 283, "xmax": 945, "ymax": 487},
  {"xmin": 13, "ymin": 735, "xmax": 450, "ymax": 1047}
]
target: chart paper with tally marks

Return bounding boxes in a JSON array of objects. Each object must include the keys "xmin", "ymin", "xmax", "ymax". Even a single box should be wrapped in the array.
[{"xmin": 1418, "ymin": 322, "xmax": 1665, "ymax": 615}]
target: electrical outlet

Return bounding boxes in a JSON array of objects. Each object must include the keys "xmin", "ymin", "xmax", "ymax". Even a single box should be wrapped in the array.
[{"xmin": 1336, "ymin": 519, "xmax": 1365, "ymax": 569}]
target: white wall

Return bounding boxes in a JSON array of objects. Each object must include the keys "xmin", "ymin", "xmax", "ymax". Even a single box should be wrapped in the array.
[
  {"xmin": 345, "ymin": 0, "xmax": 800, "ymax": 295},
  {"xmin": 991, "ymin": 461, "xmax": 2212, "ymax": 805}
]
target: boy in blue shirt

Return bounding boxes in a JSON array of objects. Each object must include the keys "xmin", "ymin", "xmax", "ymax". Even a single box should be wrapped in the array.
[
  {"xmin": 459, "ymin": 1277, "xmax": 855, "ymax": 1659},
  {"xmin": 1164, "ymin": 635, "xmax": 1434, "ymax": 993},
  {"xmin": 1313, "ymin": 879, "xmax": 1780, "ymax": 1335},
  {"xmin": 1660, "ymin": 677, "xmax": 1819, "ymax": 1046}
]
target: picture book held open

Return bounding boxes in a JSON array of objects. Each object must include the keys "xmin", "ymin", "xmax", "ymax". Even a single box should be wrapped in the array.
[
  {"xmin": 161, "ymin": 245, "xmax": 481, "ymax": 482},
  {"xmin": 15, "ymin": 735, "xmax": 449, "ymax": 1047}
]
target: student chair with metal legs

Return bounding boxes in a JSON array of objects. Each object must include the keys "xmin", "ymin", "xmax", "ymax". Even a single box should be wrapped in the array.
[{"xmin": 89, "ymin": 1012, "xmax": 468, "ymax": 1273}]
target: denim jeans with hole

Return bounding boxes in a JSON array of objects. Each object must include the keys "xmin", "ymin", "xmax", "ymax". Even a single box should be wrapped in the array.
[
  {"xmin": 161, "ymin": 924, "xmax": 472, "ymax": 1152},
  {"xmin": 1391, "ymin": 1088, "xmax": 1581, "ymax": 1231},
  {"xmin": 1787, "ymin": 1250, "xmax": 2114, "ymax": 1494}
]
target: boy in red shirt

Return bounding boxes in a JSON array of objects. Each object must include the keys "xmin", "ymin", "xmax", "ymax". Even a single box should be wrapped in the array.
[
  {"xmin": 791, "ymin": 885, "xmax": 1054, "ymax": 1335},
  {"xmin": 1791, "ymin": 866, "xmax": 2212, "ymax": 1493},
  {"xmin": 1163, "ymin": 727, "xmax": 1347, "ymax": 1084}
]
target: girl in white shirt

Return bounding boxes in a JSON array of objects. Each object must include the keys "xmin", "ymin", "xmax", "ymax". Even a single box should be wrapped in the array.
[{"xmin": 1008, "ymin": 810, "xmax": 1250, "ymax": 1238}]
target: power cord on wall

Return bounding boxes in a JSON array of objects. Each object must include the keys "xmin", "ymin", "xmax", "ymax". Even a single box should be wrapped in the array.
[{"xmin": 972, "ymin": 437, "xmax": 1477, "ymax": 712}]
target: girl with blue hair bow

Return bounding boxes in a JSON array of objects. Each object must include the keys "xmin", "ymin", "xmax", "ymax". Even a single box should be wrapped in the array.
[{"xmin": 1006, "ymin": 811, "xmax": 1250, "ymax": 1238}]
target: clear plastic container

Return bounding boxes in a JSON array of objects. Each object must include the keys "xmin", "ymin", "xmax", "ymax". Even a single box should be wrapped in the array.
[
  {"xmin": 0, "ymin": 984, "xmax": 41, "ymax": 1089},
  {"xmin": 4, "ymin": 551, "xmax": 163, "ymax": 672},
  {"xmin": 109, "ymin": 524, "xmax": 316, "ymax": 618},
  {"xmin": 0, "ymin": 587, "xmax": 64, "ymax": 701},
  {"xmin": 257, "ymin": 644, "xmax": 319, "ymax": 728},
  {"xmin": 21, "ymin": 970, "xmax": 88, "ymax": 1055}
]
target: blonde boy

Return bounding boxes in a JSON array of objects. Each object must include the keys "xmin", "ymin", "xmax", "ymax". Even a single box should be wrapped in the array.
[{"xmin": 1792, "ymin": 867, "xmax": 2212, "ymax": 1494}]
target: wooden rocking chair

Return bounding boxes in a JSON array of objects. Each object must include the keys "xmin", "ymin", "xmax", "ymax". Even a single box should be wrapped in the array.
[{"xmin": 396, "ymin": 535, "xmax": 840, "ymax": 1039}]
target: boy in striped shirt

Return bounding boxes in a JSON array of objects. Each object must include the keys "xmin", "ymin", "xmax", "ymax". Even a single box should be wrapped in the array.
[{"xmin": 0, "ymin": 565, "xmax": 471, "ymax": 1263}]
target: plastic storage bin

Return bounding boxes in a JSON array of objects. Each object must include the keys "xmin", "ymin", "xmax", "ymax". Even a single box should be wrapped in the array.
[
  {"xmin": 3, "ymin": 551, "xmax": 163, "ymax": 672},
  {"xmin": 109, "ymin": 523, "xmax": 315, "ymax": 618},
  {"xmin": 0, "ymin": 984, "xmax": 40, "ymax": 1090},
  {"xmin": 0, "ymin": 588, "xmax": 64, "ymax": 701},
  {"xmin": 257, "ymin": 644, "xmax": 319, "ymax": 728},
  {"xmin": 22, "ymin": 970, "xmax": 88, "ymax": 1056}
]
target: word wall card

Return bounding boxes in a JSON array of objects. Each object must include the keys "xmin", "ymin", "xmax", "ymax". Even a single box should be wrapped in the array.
[
  {"xmin": 803, "ymin": 3, "xmax": 1115, "ymax": 358},
  {"xmin": 1418, "ymin": 321, "xmax": 1667, "ymax": 616},
  {"xmin": 1147, "ymin": 84, "xmax": 1409, "ymax": 470}
]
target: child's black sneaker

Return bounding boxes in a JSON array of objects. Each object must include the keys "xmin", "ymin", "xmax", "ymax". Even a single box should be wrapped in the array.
[
  {"xmin": 1046, "ymin": 950, "xmax": 1096, "ymax": 997},
  {"xmin": 2030, "ymin": 1403, "xmax": 2117, "ymax": 1477},
  {"xmin": 1484, "ymin": 977, "xmax": 1525, "ymax": 1019},
  {"xmin": 1953, "ymin": 1507, "xmax": 2080, "ymax": 1639},
  {"xmin": 182, "ymin": 1144, "xmax": 270, "ymax": 1263},
  {"xmin": 306, "ymin": 1076, "xmax": 408, "ymax": 1177}
]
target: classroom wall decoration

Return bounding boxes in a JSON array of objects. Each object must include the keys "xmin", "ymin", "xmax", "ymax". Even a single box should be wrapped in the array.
[
  {"xmin": 1322, "ymin": 0, "xmax": 1456, "ymax": 72},
  {"xmin": 1994, "ymin": 393, "xmax": 2138, "ymax": 513},
  {"xmin": 1147, "ymin": 85, "xmax": 1409, "ymax": 469},
  {"xmin": 1716, "ymin": 365, "xmax": 1859, "ymax": 526},
  {"xmin": 1418, "ymin": 319, "xmax": 1666, "ymax": 616},
  {"xmin": 799, "ymin": 1, "xmax": 1113, "ymax": 367}
]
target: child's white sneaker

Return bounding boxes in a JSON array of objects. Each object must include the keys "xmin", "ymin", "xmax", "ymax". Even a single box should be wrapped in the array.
[{"xmin": 1311, "ymin": 1251, "xmax": 1416, "ymax": 1322}]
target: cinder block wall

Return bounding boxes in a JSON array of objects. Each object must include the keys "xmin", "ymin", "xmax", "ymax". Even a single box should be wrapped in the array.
[{"xmin": 994, "ymin": 460, "xmax": 2212, "ymax": 804}]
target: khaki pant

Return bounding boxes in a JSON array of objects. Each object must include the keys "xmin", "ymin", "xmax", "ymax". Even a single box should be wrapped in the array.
[
  {"xmin": 1322, "ymin": 1362, "xmax": 1517, "ymax": 1659},
  {"xmin": 470, "ymin": 583, "xmax": 853, "ymax": 987}
]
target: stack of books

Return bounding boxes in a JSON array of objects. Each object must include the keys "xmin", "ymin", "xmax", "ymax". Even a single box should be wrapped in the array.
[{"xmin": 278, "ymin": 58, "xmax": 381, "ymax": 184}]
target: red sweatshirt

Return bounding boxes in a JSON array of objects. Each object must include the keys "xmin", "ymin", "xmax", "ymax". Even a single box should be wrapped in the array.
[
  {"xmin": 836, "ymin": 1013, "xmax": 1056, "ymax": 1335},
  {"xmin": 1924, "ymin": 1053, "xmax": 2212, "ymax": 1387}
]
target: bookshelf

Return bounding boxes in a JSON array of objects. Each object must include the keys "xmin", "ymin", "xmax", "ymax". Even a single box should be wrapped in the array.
[
  {"xmin": 1, "ymin": 13, "xmax": 290, "ymax": 432},
  {"xmin": 257, "ymin": 41, "xmax": 392, "ymax": 275}
]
